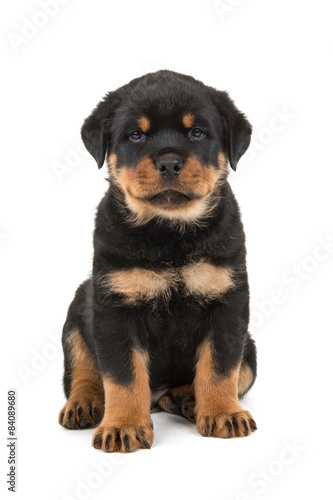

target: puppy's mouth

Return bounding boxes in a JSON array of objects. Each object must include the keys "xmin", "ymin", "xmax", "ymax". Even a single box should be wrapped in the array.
[
  {"xmin": 134, "ymin": 189, "xmax": 200, "ymax": 208},
  {"xmin": 148, "ymin": 190, "xmax": 195, "ymax": 207}
]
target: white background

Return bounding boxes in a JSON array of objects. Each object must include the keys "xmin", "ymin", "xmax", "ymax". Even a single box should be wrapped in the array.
[{"xmin": 1, "ymin": 1, "xmax": 332, "ymax": 499}]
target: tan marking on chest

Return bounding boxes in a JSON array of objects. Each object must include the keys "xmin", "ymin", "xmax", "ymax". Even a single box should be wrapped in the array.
[
  {"xmin": 181, "ymin": 260, "xmax": 235, "ymax": 299},
  {"xmin": 101, "ymin": 261, "xmax": 234, "ymax": 305},
  {"xmin": 104, "ymin": 267, "xmax": 177, "ymax": 304}
]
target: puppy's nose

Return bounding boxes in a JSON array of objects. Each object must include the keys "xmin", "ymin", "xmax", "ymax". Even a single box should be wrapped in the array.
[{"xmin": 155, "ymin": 156, "xmax": 184, "ymax": 180}]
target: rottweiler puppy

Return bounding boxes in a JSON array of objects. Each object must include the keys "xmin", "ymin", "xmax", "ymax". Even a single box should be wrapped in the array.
[{"xmin": 58, "ymin": 70, "xmax": 257, "ymax": 453}]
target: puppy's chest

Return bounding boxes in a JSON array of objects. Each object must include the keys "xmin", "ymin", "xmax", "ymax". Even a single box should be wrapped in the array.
[{"xmin": 101, "ymin": 260, "xmax": 235, "ymax": 305}]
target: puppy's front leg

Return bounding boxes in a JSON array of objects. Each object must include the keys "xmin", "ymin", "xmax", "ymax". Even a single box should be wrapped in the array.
[
  {"xmin": 91, "ymin": 308, "xmax": 153, "ymax": 452},
  {"xmin": 92, "ymin": 347, "xmax": 153, "ymax": 453},
  {"xmin": 195, "ymin": 302, "xmax": 257, "ymax": 438},
  {"xmin": 195, "ymin": 341, "xmax": 256, "ymax": 438},
  {"xmin": 93, "ymin": 353, "xmax": 153, "ymax": 453}
]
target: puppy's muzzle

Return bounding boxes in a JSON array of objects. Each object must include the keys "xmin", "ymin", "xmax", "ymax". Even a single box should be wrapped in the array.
[{"xmin": 155, "ymin": 155, "xmax": 184, "ymax": 181}]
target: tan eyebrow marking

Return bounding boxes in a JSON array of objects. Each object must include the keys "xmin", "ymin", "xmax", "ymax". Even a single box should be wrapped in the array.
[
  {"xmin": 182, "ymin": 113, "xmax": 195, "ymax": 128},
  {"xmin": 137, "ymin": 116, "xmax": 150, "ymax": 133}
]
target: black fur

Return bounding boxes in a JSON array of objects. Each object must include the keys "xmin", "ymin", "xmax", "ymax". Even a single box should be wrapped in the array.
[{"xmin": 61, "ymin": 70, "xmax": 256, "ymax": 416}]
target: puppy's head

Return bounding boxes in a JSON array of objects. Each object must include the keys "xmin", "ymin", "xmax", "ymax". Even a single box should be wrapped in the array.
[{"xmin": 81, "ymin": 71, "xmax": 251, "ymax": 225}]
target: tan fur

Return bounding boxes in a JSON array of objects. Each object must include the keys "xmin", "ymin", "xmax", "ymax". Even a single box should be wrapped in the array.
[
  {"xmin": 181, "ymin": 260, "xmax": 235, "ymax": 299},
  {"xmin": 195, "ymin": 340, "xmax": 241, "ymax": 415},
  {"xmin": 66, "ymin": 329, "xmax": 104, "ymax": 402},
  {"xmin": 137, "ymin": 116, "xmax": 150, "ymax": 133},
  {"xmin": 123, "ymin": 157, "xmax": 221, "ymax": 225},
  {"xmin": 106, "ymin": 152, "xmax": 226, "ymax": 226},
  {"xmin": 157, "ymin": 384, "xmax": 195, "ymax": 422},
  {"xmin": 180, "ymin": 155, "xmax": 222, "ymax": 197},
  {"xmin": 92, "ymin": 350, "xmax": 153, "ymax": 452},
  {"xmin": 103, "ymin": 267, "xmax": 177, "ymax": 304},
  {"xmin": 238, "ymin": 362, "xmax": 254, "ymax": 396},
  {"xmin": 182, "ymin": 113, "xmax": 195, "ymax": 128},
  {"xmin": 108, "ymin": 153, "xmax": 118, "ymax": 180},
  {"xmin": 117, "ymin": 155, "xmax": 221, "ymax": 201},
  {"xmin": 121, "ymin": 157, "xmax": 161, "ymax": 199},
  {"xmin": 125, "ymin": 196, "xmax": 214, "ymax": 229},
  {"xmin": 194, "ymin": 339, "xmax": 256, "ymax": 438},
  {"xmin": 101, "ymin": 350, "xmax": 151, "ymax": 427},
  {"xmin": 217, "ymin": 152, "xmax": 227, "ymax": 173},
  {"xmin": 165, "ymin": 384, "xmax": 194, "ymax": 399},
  {"xmin": 58, "ymin": 329, "xmax": 104, "ymax": 428},
  {"xmin": 100, "ymin": 261, "xmax": 235, "ymax": 305}
]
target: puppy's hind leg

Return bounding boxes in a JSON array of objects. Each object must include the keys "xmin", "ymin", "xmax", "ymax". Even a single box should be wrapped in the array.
[
  {"xmin": 59, "ymin": 327, "xmax": 104, "ymax": 430},
  {"xmin": 156, "ymin": 385, "xmax": 196, "ymax": 422},
  {"xmin": 238, "ymin": 333, "xmax": 257, "ymax": 399}
]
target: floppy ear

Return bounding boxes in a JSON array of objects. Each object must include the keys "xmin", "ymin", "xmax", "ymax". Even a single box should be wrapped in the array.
[
  {"xmin": 81, "ymin": 92, "xmax": 120, "ymax": 169},
  {"xmin": 213, "ymin": 91, "xmax": 252, "ymax": 171}
]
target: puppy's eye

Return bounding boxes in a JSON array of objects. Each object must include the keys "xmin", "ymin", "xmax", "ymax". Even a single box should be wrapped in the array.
[
  {"xmin": 129, "ymin": 130, "xmax": 145, "ymax": 142},
  {"xmin": 189, "ymin": 128, "xmax": 205, "ymax": 140}
]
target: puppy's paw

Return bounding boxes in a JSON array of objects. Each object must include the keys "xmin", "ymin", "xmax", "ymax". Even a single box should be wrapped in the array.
[
  {"xmin": 157, "ymin": 387, "xmax": 196, "ymax": 422},
  {"xmin": 92, "ymin": 419, "xmax": 154, "ymax": 453},
  {"xmin": 59, "ymin": 399, "xmax": 104, "ymax": 430},
  {"xmin": 196, "ymin": 409, "xmax": 257, "ymax": 438}
]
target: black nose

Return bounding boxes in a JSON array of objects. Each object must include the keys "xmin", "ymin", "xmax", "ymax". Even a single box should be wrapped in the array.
[{"xmin": 155, "ymin": 155, "xmax": 184, "ymax": 180}]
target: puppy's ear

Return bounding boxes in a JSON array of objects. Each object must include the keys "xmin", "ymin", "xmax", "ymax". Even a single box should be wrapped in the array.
[
  {"xmin": 212, "ymin": 91, "xmax": 252, "ymax": 171},
  {"xmin": 81, "ymin": 92, "xmax": 120, "ymax": 169}
]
